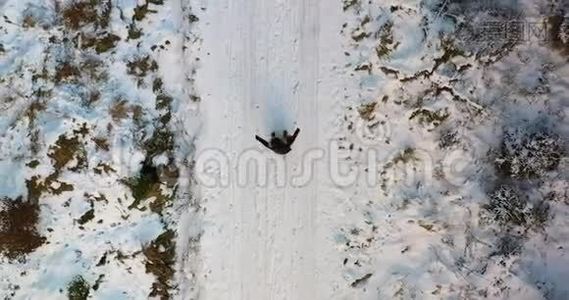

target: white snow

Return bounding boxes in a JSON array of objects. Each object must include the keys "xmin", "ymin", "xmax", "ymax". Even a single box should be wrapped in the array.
[
  {"xmin": 0, "ymin": 0, "xmax": 569, "ymax": 299},
  {"xmin": 192, "ymin": 0, "xmax": 342, "ymax": 298}
]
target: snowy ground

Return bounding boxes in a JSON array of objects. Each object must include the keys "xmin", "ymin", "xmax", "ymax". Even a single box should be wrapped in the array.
[{"xmin": 1, "ymin": 0, "xmax": 569, "ymax": 299}]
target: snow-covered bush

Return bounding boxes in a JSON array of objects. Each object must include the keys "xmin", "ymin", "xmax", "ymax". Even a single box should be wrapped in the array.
[
  {"xmin": 530, "ymin": 200, "xmax": 550, "ymax": 228},
  {"xmin": 495, "ymin": 127, "xmax": 564, "ymax": 179},
  {"xmin": 21, "ymin": 3, "xmax": 56, "ymax": 29},
  {"xmin": 484, "ymin": 184, "xmax": 529, "ymax": 226},
  {"xmin": 443, "ymin": 0, "xmax": 522, "ymax": 61},
  {"xmin": 438, "ymin": 129, "xmax": 460, "ymax": 149},
  {"xmin": 67, "ymin": 275, "xmax": 90, "ymax": 300},
  {"xmin": 484, "ymin": 184, "xmax": 551, "ymax": 229},
  {"xmin": 492, "ymin": 233, "xmax": 523, "ymax": 258}
]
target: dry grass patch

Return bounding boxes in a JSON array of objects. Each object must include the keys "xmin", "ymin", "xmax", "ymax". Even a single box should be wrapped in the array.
[
  {"xmin": 0, "ymin": 197, "xmax": 45, "ymax": 260},
  {"xmin": 143, "ymin": 229, "xmax": 176, "ymax": 299}
]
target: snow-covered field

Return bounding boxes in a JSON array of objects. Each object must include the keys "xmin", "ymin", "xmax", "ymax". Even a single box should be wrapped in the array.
[{"xmin": 1, "ymin": 0, "xmax": 568, "ymax": 299}]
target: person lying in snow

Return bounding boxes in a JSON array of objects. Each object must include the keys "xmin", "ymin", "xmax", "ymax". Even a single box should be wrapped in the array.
[{"xmin": 255, "ymin": 128, "xmax": 300, "ymax": 155}]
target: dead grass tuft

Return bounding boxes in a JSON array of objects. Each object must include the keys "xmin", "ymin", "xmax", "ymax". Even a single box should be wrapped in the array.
[
  {"xmin": 48, "ymin": 134, "xmax": 83, "ymax": 170},
  {"xmin": 143, "ymin": 229, "xmax": 176, "ymax": 299},
  {"xmin": 0, "ymin": 197, "xmax": 45, "ymax": 260},
  {"xmin": 358, "ymin": 102, "xmax": 377, "ymax": 121},
  {"xmin": 55, "ymin": 62, "xmax": 80, "ymax": 83},
  {"xmin": 62, "ymin": 0, "xmax": 112, "ymax": 30}
]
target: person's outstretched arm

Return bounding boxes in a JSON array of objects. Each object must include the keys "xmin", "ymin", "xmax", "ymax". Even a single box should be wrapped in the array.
[
  {"xmin": 255, "ymin": 135, "xmax": 271, "ymax": 149},
  {"xmin": 287, "ymin": 128, "xmax": 300, "ymax": 145}
]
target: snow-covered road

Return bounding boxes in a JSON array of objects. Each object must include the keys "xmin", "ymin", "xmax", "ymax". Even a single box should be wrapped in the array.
[{"xmin": 193, "ymin": 0, "xmax": 345, "ymax": 299}]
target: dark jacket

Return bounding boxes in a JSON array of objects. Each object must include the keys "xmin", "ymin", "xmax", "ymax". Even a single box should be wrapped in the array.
[{"xmin": 255, "ymin": 128, "xmax": 300, "ymax": 155}]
